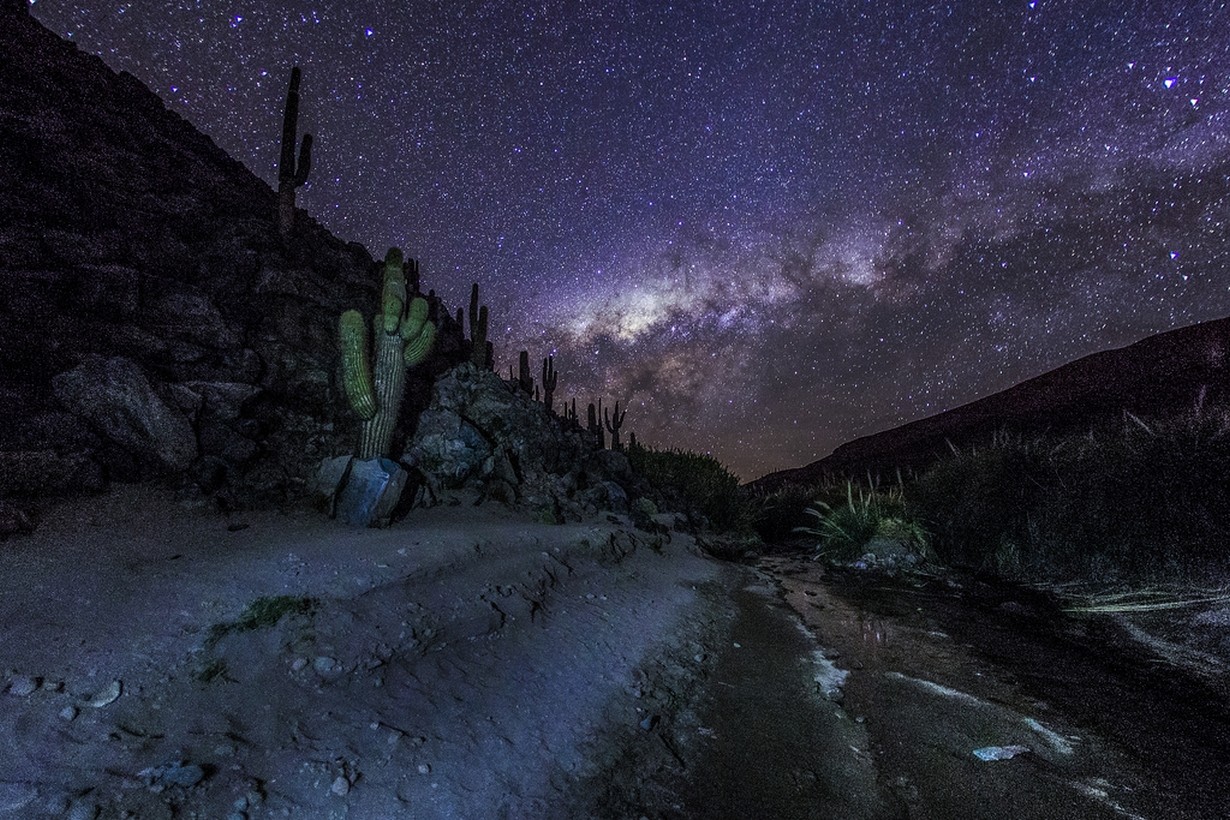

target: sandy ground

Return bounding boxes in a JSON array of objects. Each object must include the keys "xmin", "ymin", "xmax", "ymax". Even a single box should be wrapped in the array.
[
  {"xmin": 5, "ymin": 487, "xmax": 1229, "ymax": 819},
  {"xmin": 0, "ymin": 486, "xmax": 738, "ymax": 818}
]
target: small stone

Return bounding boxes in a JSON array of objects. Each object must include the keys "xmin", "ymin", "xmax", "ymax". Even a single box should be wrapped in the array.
[
  {"xmin": 416, "ymin": 763, "xmax": 431, "ymax": 775},
  {"xmin": 59, "ymin": 705, "xmax": 78, "ymax": 722},
  {"xmin": 313, "ymin": 656, "xmax": 339, "ymax": 675},
  {"xmin": 290, "ymin": 657, "xmax": 308, "ymax": 672},
  {"xmin": 330, "ymin": 776, "xmax": 350, "ymax": 796},
  {"xmin": 65, "ymin": 800, "xmax": 98, "ymax": 820},
  {"xmin": 7, "ymin": 675, "xmax": 38, "ymax": 696}
]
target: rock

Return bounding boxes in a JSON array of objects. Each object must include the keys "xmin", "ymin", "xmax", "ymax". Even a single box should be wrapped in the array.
[
  {"xmin": 138, "ymin": 761, "xmax": 206, "ymax": 790},
  {"xmin": 310, "ymin": 455, "xmax": 353, "ymax": 515},
  {"xmin": 972, "ymin": 745, "xmax": 1031, "ymax": 762},
  {"xmin": 6, "ymin": 675, "xmax": 38, "ymax": 696},
  {"xmin": 291, "ymin": 657, "xmax": 308, "ymax": 672},
  {"xmin": 313, "ymin": 656, "xmax": 340, "ymax": 675},
  {"xmin": 335, "ymin": 457, "xmax": 407, "ymax": 528},
  {"xmin": 59, "ymin": 705, "xmax": 78, "ymax": 721},
  {"xmin": 51, "ymin": 355, "xmax": 198, "ymax": 471},
  {"xmin": 65, "ymin": 799, "xmax": 98, "ymax": 820},
  {"xmin": 82, "ymin": 679, "xmax": 122, "ymax": 708},
  {"xmin": 330, "ymin": 776, "xmax": 350, "ymax": 796}
]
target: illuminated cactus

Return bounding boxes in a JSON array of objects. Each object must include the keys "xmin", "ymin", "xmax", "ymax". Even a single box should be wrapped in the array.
[
  {"xmin": 541, "ymin": 356, "xmax": 558, "ymax": 413},
  {"xmin": 277, "ymin": 66, "xmax": 313, "ymax": 242},
  {"xmin": 604, "ymin": 400, "xmax": 627, "ymax": 451},
  {"xmin": 468, "ymin": 283, "xmax": 490, "ymax": 368},
  {"xmin": 339, "ymin": 248, "xmax": 437, "ymax": 459}
]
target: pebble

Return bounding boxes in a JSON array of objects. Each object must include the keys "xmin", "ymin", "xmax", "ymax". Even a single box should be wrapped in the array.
[
  {"xmin": 313, "ymin": 657, "xmax": 339, "ymax": 675},
  {"xmin": 65, "ymin": 800, "xmax": 98, "ymax": 820},
  {"xmin": 416, "ymin": 763, "xmax": 431, "ymax": 775},
  {"xmin": 7, "ymin": 675, "xmax": 38, "ymax": 697},
  {"xmin": 59, "ymin": 706, "xmax": 78, "ymax": 722},
  {"xmin": 330, "ymin": 776, "xmax": 350, "ymax": 796},
  {"xmin": 290, "ymin": 657, "xmax": 308, "ymax": 672}
]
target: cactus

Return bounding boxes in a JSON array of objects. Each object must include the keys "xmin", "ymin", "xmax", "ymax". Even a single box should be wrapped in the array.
[
  {"xmin": 566, "ymin": 398, "xmax": 578, "ymax": 425},
  {"xmin": 541, "ymin": 356, "xmax": 558, "ymax": 413},
  {"xmin": 517, "ymin": 350, "xmax": 534, "ymax": 396},
  {"xmin": 587, "ymin": 400, "xmax": 606, "ymax": 449},
  {"xmin": 604, "ymin": 401, "xmax": 627, "ymax": 451},
  {"xmin": 339, "ymin": 248, "xmax": 436, "ymax": 460},
  {"xmin": 277, "ymin": 66, "xmax": 313, "ymax": 242},
  {"xmin": 468, "ymin": 284, "xmax": 490, "ymax": 368}
]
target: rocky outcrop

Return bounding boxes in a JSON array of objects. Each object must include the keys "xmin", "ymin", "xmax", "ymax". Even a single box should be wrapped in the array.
[
  {"xmin": 405, "ymin": 365, "xmax": 641, "ymax": 521},
  {"xmin": 0, "ymin": 14, "xmax": 472, "ymax": 507}
]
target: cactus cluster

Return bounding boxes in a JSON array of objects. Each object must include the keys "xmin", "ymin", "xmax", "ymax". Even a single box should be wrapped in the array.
[
  {"xmin": 339, "ymin": 248, "xmax": 436, "ymax": 459},
  {"xmin": 277, "ymin": 66, "xmax": 313, "ymax": 242}
]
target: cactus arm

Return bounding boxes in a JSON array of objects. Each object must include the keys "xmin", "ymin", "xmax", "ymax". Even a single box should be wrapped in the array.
[
  {"xmin": 403, "ymin": 320, "xmax": 436, "ymax": 367},
  {"xmin": 380, "ymin": 249, "xmax": 406, "ymax": 333},
  {"xmin": 294, "ymin": 133, "xmax": 313, "ymax": 185},
  {"xmin": 339, "ymin": 310, "xmax": 377, "ymax": 420}
]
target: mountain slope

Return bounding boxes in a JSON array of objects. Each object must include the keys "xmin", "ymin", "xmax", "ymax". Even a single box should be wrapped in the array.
[{"xmin": 751, "ymin": 314, "xmax": 1230, "ymax": 491}]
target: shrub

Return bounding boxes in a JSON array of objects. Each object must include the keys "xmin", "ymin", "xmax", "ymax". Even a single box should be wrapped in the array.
[
  {"xmin": 626, "ymin": 442, "xmax": 744, "ymax": 531},
  {"xmin": 796, "ymin": 481, "xmax": 930, "ymax": 561},
  {"xmin": 908, "ymin": 408, "xmax": 1230, "ymax": 581}
]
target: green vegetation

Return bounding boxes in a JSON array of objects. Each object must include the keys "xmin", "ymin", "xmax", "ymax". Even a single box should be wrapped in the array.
[
  {"xmin": 907, "ymin": 406, "xmax": 1230, "ymax": 582},
  {"xmin": 339, "ymin": 248, "xmax": 437, "ymax": 459},
  {"xmin": 206, "ymin": 595, "xmax": 317, "ymax": 647},
  {"xmin": 626, "ymin": 442, "xmax": 745, "ymax": 531},
  {"xmin": 795, "ymin": 481, "xmax": 930, "ymax": 562}
]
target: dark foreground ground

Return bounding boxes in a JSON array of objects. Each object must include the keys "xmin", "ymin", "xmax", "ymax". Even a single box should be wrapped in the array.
[
  {"xmin": 592, "ymin": 555, "xmax": 1230, "ymax": 819},
  {"xmin": 2, "ymin": 489, "xmax": 1227, "ymax": 818}
]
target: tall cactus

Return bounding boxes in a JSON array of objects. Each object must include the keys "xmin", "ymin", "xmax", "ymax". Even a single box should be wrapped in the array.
[
  {"xmin": 468, "ymin": 283, "xmax": 490, "ymax": 368},
  {"xmin": 517, "ymin": 350, "xmax": 534, "ymax": 396},
  {"xmin": 541, "ymin": 356, "xmax": 558, "ymax": 413},
  {"xmin": 277, "ymin": 66, "xmax": 313, "ymax": 242},
  {"xmin": 587, "ymin": 400, "xmax": 606, "ymax": 449},
  {"xmin": 339, "ymin": 248, "xmax": 437, "ymax": 459},
  {"xmin": 604, "ymin": 400, "xmax": 627, "ymax": 451}
]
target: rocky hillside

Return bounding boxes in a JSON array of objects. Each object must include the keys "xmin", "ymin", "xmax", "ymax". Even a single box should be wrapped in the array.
[
  {"xmin": 752, "ymin": 314, "xmax": 1230, "ymax": 491},
  {"xmin": 0, "ymin": 12, "xmax": 432, "ymax": 507}
]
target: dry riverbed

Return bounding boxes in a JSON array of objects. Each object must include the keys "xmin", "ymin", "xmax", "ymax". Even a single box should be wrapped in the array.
[{"xmin": 2, "ymin": 488, "xmax": 1228, "ymax": 818}]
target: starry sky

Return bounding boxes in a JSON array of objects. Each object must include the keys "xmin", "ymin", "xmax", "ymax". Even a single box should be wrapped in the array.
[{"xmin": 32, "ymin": 1, "xmax": 1230, "ymax": 479}]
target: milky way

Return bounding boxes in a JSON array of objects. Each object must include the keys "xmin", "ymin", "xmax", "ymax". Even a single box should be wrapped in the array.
[{"xmin": 33, "ymin": 1, "xmax": 1230, "ymax": 478}]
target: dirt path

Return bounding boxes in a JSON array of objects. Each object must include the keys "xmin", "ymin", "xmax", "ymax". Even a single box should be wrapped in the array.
[{"xmin": 5, "ymin": 492, "xmax": 1227, "ymax": 818}]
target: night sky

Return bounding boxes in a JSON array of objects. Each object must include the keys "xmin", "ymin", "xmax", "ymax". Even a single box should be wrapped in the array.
[{"xmin": 31, "ymin": 1, "xmax": 1230, "ymax": 479}]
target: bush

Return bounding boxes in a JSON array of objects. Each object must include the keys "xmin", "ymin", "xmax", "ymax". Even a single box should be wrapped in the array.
[
  {"xmin": 796, "ymin": 481, "xmax": 930, "ymax": 561},
  {"xmin": 626, "ymin": 443, "xmax": 744, "ymax": 531},
  {"xmin": 908, "ymin": 408, "xmax": 1230, "ymax": 581}
]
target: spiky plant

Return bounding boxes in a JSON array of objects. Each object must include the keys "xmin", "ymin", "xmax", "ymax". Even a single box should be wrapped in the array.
[{"xmin": 339, "ymin": 248, "xmax": 437, "ymax": 459}]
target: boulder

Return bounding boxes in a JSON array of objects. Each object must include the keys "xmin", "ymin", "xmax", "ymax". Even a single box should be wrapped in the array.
[
  {"xmin": 51, "ymin": 355, "xmax": 198, "ymax": 472},
  {"xmin": 335, "ymin": 457, "xmax": 407, "ymax": 528}
]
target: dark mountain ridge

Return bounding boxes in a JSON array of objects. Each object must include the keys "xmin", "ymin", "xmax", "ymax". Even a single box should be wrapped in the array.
[{"xmin": 751, "ymin": 314, "xmax": 1230, "ymax": 492}]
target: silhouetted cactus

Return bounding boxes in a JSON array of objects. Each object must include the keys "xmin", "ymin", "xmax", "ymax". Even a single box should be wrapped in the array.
[
  {"xmin": 468, "ymin": 284, "xmax": 490, "ymax": 368},
  {"xmin": 517, "ymin": 350, "xmax": 534, "ymax": 396},
  {"xmin": 566, "ymin": 398, "xmax": 578, "ymax": 425},
  {"xmin": 277, "ymin": 67, "xmax": 313, "ymax": 242},
  {"xmin": 587, "ymin": 400, "xmax": 606, "ymax": 449},
  {"xmin": 605, "ymin": 401, "xmax": 628, "ymax": 451},
  {"xmin": 339, "ymin": 248, "xmax": 436, "ymax": 459},
  {"xmin": 541, "ymin": 356, "xmax": 558, "ymax": 413}
]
